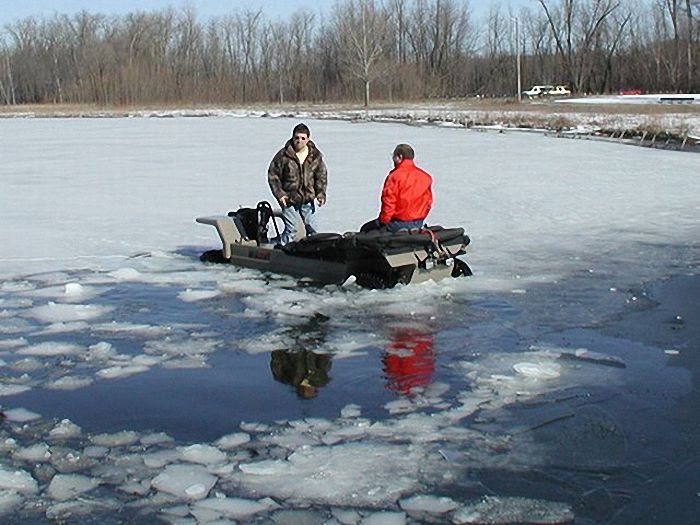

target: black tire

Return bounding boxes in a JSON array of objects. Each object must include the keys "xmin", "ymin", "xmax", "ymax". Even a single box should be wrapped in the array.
[
  {"xmin": 452, "ymin": 258, "xmax": 472, "ymax": 277},
  {"xmin": 355, "ymin": 272, "xmax": 395, "ymax": 289}
]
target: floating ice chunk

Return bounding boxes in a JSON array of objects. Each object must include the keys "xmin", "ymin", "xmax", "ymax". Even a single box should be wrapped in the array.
[
  {"xmin": 360, "ymin": 511, "xmax": 406, "ymax": 525},
  {"xmin": 34, "ymin": 321, "xmax": 90, "ymax": 334},
  {"xmin": 119, "ymin": 479, "xmax": 151, "ymax": 496},
  {"xmin": 91, "ymin": 431, "xmax": 140, "ymax": 447},
  {"xmin": 192, "ymin": 496, "xmax": 275, "ymax": 520},
  {"xmin": 141, "ymin": 432, "xmax": 175, "ymax": 447},
  {"xmin": 4, "ymin": 407, "xmax": 41, "ymax": 422},
  {"xmin": 178, "ymin": 444, "xmax": 227, "ymax": 465},
  {"xmin": 0, "ymin": 318, "xmax": 35, "ymax": 335},
  {"xmin": 452, "ymin": 496, "xmax": 574, "ymax": 524},
  {"xmin": 0, "ymin": 439, "xmax": 18, "ymax": 453},
  {"xmin": 161, "ymin": 356, "xmax": 210, "ymax": 369},
  {"xmin": 108, "ymin": 268, "xmax": 142, "ymax": 281},
  {"xmin": 145, "ymin": 338, "xmax": 219, "ymax": 356},
  {"xmin": 0, "ymin": 467, "xmax": 39, "ymax": 494},
  {"xmin": 240, "ymin": 422, "xmax": 272, "ymax": 433},
  {"xmin": 29, "ymin": 302, "xmax": 113, "ymax": 323},
  {"xmin": 238, "ymin": 459, "xmax": 285, "ymax": 476},
  {"xmin": 96, "ymin": 364, "xmax": 150, "ymax": 379},
  {"xmin": 513, "ymin": 362, "xmax": 561, "ymax": 379},
  {"xmin": 49, "ymin": 419, "xmax": 82, "ymax": 440},
  {"xmin": 0, "ymin": 490, "xmax": 23, "ymax": 515},
  {"xmin": 45, "ymin": 498, "xmax": 121, "ymax": 521},
  {"xmin": 214, "ymin": 432, "xmax": 251, "ymax": 450},
  {"xmin": 17, "ymin": 341, "xmax": 83, "ymax": 356},
  {"xmin": 399, "ymin": 494, "xmax": 459, "ymax": 514},
  {"xmin": 332, "ymin": 507, "xmax": 363, "ymax": 525},
  {"xmin": 92, "ymin": 321, "xmax": 173, "ymax": 337},
  {"xmin": 143, "ymin": 449, "xmax": 180, "ymax": 469},
  {"xmin": 64, "ymin": 283, "xmax": 84, "ymax": 296},
  {"xmin": 83, "ymin": 446, "xmax": 109, "ymax": 458},
  {"xmin": 178, "ymin": 289, "xmax": 222, "ymax": 302},
  {"xmin": 0, "ymin": 384, "xmax": 31, "ymax": 396},
  {"xmin": 8, "ymin": 357, "xmax": 42, "ymax": 371},
  {"xmin": 151, "ymin": 464, "xmax": 217, "ymax": 500},
  {"xmin": 46, "ymin": 376, "xmax": 94, "ymax": 390},
  {"xmin": 385, "ymin": 398, "xmax": 416, "ymax": 415},
  {"xmin": 47, "ymin": 473, "xmax": 100, "ymax": 501},
  {"xmin": 1, "ymin": 280, "xmax": 34, "ymax": 292},
  {"xmin": 234, "ymin": 443, "xmax": 422, "ymax": 507},
  {"xmin": 13, "ymin": 443, "xmax": 51, "ymax": 462},
  {"xmin": 424, "ymin": 382, "xmax": 450, "ymax": 399},
  {"xmin": 0, "ymin": 337, "xmax": 27, "ymax": 349},
  {"xmin": 340, "ymin": 404, "xmax": 362, "ymax": 418}
]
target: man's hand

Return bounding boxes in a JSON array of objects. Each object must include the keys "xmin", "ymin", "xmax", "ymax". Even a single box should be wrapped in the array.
[
  {"xmin": 278, "ymin": 195, "xmax": 289, "ymax": 207},
  {"xmin": 317, "ymin": 196, "xmax": 326, "ymax": 207}
]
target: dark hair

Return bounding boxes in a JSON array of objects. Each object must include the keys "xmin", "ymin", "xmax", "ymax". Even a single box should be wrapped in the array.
[
  {"xmin": 393, "ymin": 144, "xmax": 415, "ymax": 160},
  {"xmin": 293, "ymin": 123, "xmax": 311, "ymax": 137}
]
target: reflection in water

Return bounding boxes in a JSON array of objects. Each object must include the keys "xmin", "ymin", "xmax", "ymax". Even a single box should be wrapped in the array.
[
  {"xmin": 269, "ymin": 312, "xmax": 332, "ymax": 399},
  {"xmin": 271, "ymin": 349, "xmax": 332, "ymax": 399},
  {"xmin": 382, "ymin": 325, "xmax": 435, "ymax": 396}
]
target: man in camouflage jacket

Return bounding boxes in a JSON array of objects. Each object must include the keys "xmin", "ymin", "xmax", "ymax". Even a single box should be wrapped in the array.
[{"xmin": 267, "ymin": 123, "xmax": 328, "ymax": 245}]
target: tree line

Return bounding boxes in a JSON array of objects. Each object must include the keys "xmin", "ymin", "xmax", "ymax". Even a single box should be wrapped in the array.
[{"xmin": 0, "ymin": 0, "xmax": 697, "ymax": 107}]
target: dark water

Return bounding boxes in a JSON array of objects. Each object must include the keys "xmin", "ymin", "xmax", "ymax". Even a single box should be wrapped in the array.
[{"xmin": 6, "ymin": 278, "xmax": 466, "ymax": 442}]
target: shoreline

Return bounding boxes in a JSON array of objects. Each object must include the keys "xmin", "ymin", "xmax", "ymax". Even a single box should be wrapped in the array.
[{"xmin": 1, "ymin": 100, "xmax": 698, "ymax": 152}]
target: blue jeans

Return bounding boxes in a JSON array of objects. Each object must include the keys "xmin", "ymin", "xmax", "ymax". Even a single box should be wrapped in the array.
[
  {"xmin": 280, "ymin": 202, "xmax": 316, "ymax": 244},
  {"xmin": 360, "ymin": 218, "xmax": 425, "ymax": 233},
  {"xmin": 386, "ymin": 219, "xmax": 424, "ymax": 232}
]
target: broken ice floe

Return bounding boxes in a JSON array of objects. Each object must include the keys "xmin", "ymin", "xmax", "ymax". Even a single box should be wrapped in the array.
[
  {"xmin": 16, "ymin": 341, "xmax": 84, "ymax": 357},
  {"xmin": 178, "ymin": 288, "xmax": 222, "ymax": 302},
  {"xmin": 0, "ymin": 466, "xmax": 39, "ymax": 494},
  {"xmin": 399, "ymin": 494, "xmax": 460, "ymax": 514},
  {"xmin": 234, "ymin": 442, "xmax": 424, "ymax": 507},
  {"xmin": 47, "ymin": 473, "xmax": 100, "ymax": 501},
  {"xmin": 151, "ymin": 464, "xmax": 218, "ymax": 500},
  {"xmin": 4, "ymin": 408, "xmax": 41, "ymax": 423},
  {"xmin": 190, "ymin": 496, "xmax": 278, "ymax": 520},
  {"xmin": 452, "ymin": 495, "xmax": 574, "ymax": 524},
  {"xmin": 513, "ymin": 362, "xmax": 562, "ymax": 379},
  {"xmin": 28, "ymin": 302, "xmax": 114, "ymax": 323}
]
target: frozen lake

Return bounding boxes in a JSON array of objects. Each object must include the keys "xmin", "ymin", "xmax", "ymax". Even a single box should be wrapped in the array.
[{"xmin": 0, "ymin": 116, "xmax": 699, "ymax": 523}]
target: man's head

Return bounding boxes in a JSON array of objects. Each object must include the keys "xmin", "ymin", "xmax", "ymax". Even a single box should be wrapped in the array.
[
  {"xmin": 292, "ymin": 123, "xmax": 311, "ymax": 152},
  {"xmin": 392, "ymin": 143, "xmax": 415, "ymax": 167}
]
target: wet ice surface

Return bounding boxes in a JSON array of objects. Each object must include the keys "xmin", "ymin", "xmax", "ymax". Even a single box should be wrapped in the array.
[{"xmin": 1, "ymin": 117, "xmax": 699, "ymax": 524}]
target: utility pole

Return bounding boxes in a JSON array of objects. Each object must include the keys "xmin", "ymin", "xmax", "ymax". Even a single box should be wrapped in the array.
[{"xmin": 515, "ymin": 17, "xmax": 522, "ymax": 102}]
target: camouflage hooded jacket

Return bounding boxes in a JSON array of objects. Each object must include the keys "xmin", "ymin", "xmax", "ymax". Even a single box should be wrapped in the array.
[{"xmin": 267, "ymin": 139, "xmax": 327, "ymax": 205}]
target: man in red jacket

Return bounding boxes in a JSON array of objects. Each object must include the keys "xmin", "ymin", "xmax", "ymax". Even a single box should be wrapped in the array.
[{"xmin": 361, "ymin": 144, "xmax": 433, "ymax": 233}]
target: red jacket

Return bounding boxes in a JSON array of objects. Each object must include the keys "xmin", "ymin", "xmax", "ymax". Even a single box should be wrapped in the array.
[{"xmin": 379, "ymin": 159, "xmax": 433, "ymax": 224}]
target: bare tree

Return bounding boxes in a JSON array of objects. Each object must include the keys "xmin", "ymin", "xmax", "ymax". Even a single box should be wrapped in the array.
[
  {"xmin": 334, "ymin": 0, "xmax": 388, "ymax": 106},
  {"xmin": 538, "ymin": 0, "xmax": 620, "ymax": 92}
]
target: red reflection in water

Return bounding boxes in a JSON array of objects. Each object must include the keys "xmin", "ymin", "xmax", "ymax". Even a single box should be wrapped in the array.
[{"xmin": 382, "ymin": 328, "xmax": 435, "ymax": 395}]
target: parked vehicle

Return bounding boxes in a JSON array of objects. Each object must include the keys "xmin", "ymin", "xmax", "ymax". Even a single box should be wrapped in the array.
[
  {"xmin": 619, "ymin": 89, "xmax": 642, "ymax": 95},
  {"xmin": 522, "ymin": 84, "xmax": 571, "ymax": 98},
  {"xmin": 547, "ymin": 85, "xmax": 571, "ymax": 96},
  {"xmin": 522, "ymin": 85, "xmax": 554, "ymax": 97}
]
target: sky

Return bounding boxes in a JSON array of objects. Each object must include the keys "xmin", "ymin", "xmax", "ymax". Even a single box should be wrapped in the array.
[{"xmin": 0, "ymin": 0, "xmax": 532, "ymax": 26}]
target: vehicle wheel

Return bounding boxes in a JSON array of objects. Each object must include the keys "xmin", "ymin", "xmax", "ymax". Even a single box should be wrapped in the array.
[
  {"xmin": 355, "ymin": 272, "xmax": 395, "ymax": 289},
  {"xmin": 452, "ymin": 258, "xmax": 472, "ymax": 277},
  {"xmin": 200, "ymin": 249, "xmax": 229, "ymax": 264}
]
